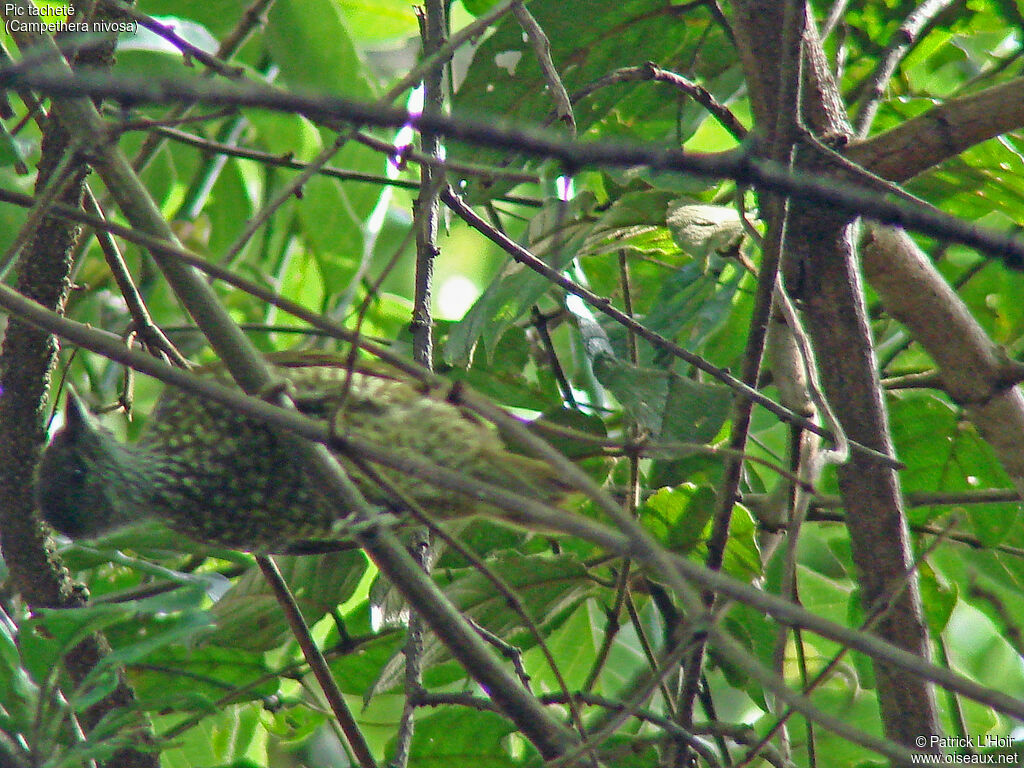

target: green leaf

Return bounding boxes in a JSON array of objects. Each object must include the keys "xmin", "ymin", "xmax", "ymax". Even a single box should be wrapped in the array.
[
  {"xmin": 402, "ymin": 708, "xmax": 519, "ymax": 766},
  {"xmin": 0, "ymin": 615, "xmax": 38, "ymax": 729},
  {"xmin": 719, "ymin": 503, "xmax": 762, "ymax": 582},
  {"xmin": 266, "ymin": 0, "xmax": 376, "ymax": 98},
  {"xmin": 446, "ymin": 259, "xmax": 556, "ymax": 366},
  {"xmin": 640, "ymin": 258, "xmax": 743, "ymax": 358},
  {"xmin": 369, "ymin": 553, "xmax": 598, "ymax": 696},
  {"xmin": 326, "ymin": 612, "xmax": 406, "ymax": 695},
  {"xmin": 131, "ymin": 645, "xmax": 277, "ymax": 710},
  {"xmin": 641, "ymin": 484, "xmax": 714, "ymax": 553},
  {"xmin": 918, "ymin": 562, "xmax": 957, "ymax": 634},
  {"xmin": 658, "ymin": 375, "xmax": 731, "ymax": 445},
  {"xmin": 461, "ymin": 0, "xmax": 502, "ymax": 14},
  {"xmin": 337, "ymin": 0, "xmax": 420, "ymax": 43},
  {"xmin": 889, "ymin": 393, "xmax": 1020, "ymax": 546},
  {"xmin": 0, "ymin": 120, "xmax": 28, "ymax": 170},
  {"xmin": 579, "ymin": 190, "xmax": 679, "ymax": 259},
  {"xmin": 209, "ymin": 551, "xmax": 367, "ymax": 651},
  {"xmin": 22, "ymin": 604, "xmax": 137, "ymax": 683},
  {"xmin": 263, "ymin": 698, "xmax": 327, "ymax": 743},
  {"xmin": 157, "ymin": 704, "xmax": 265, "ymax": 767},
  {"xmin": 592, "ymin": 356, "xmax": 669, "ymax": 435},
  {"xmin": 532, "ymin": 407, "xmax": 608, "ymax": 460},
  {"xmin": 445, "ymin": 195, "xmax": 596, "ymax": 366}
]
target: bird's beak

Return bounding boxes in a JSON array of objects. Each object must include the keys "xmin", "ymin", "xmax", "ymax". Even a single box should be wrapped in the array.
[{"xmin": 63, "ymin": 386, "xmax": 92, "ymax": 435}]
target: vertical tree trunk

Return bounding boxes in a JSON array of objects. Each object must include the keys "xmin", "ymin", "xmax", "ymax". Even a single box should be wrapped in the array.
[
  {"xmin": 730, "ymin": 0, "xmax": 940, "ymax": 746},
  {"xmin": 0, "ymin": 10, "xmax": 158, "ymax": 766}
]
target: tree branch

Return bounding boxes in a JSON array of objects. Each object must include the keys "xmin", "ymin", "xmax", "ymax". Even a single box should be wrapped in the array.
[
  {"xmin": 2, "ymin": 64, "xmax": 1024, "ymax": 267},
  {"xmin": 5, "ymin": 6, "xmax": 581, "ymax": 760}
]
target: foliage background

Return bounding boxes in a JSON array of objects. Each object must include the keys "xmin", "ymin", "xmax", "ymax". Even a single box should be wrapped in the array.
[{"xmin": 1, "ymin": 0, "xmax": 1024, "ymax": 766}]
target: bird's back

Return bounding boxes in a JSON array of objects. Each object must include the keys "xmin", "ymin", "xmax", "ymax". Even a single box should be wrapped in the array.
[
  {"xmin": 137, "ymin": 361, "xmax": 568, "ymax": 549},
  {"xmin": 140, "ymin": 375, "xmax": 336, "ymax": 548}
]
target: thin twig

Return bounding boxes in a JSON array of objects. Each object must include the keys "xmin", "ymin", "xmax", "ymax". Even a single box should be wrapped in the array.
[
  {"xmin": 530, "ymin": 307, "xmax": 577, "ymax": 408},
  {"xmin": 514, "ymin": 2, "xmax": 575, "ymax": 135},
  {"xmin": 440, "ymin": 185, "xmax": 900, "ymax": 467},
  {"xmin": 353, "ymin": 129, "xmax": 542, "ymax": 186},
  {"xmin": 569, "ymin": 63, "xmax": 746, "ymax": 140},
  {"xmin": 255, "ymin": 555, "xmax": 377, "ymax": 768},
  {"xmin": 155, "ymin": 124, "xmax": 543, "ymax": 196},
  {"xmin": 820, "ymin": 0, "xmax": 849, "ymax": 39},
  {"xmin": 410, "ymin": 0, "xmax": 445, "ymax": 370},
  {"xmin": 109, "ymin": 106, "xmax": 238, "ymax": 131},
  {"xmin": 99, "ymin": 0, "xmax": 246, "ymax": 79},
  {"xmin": 5, "ymin": 66, "xmax": 1024, "ymax": 268},
  {"xmin": 394, "ymin": 1, "xmax": 447, "ymax": 762},
  {"xmin": 81, "ymin": 188, "xmax": 189, "ymax": 366}
]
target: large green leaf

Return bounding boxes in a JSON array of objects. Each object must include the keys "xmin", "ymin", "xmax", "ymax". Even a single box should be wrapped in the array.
[
  {"xmin": 265, "ymin": 0, "xmax": 376, "ymax": 99},
  {"xmin": 368, "ymin": 553, "xmax": 598, "ymax": 696},
  {"xmin": 452, "ymin": 0, "xmax": 738, "ymax": 201},
  {"xmin": 889, "ymin": 393, "xmax": 1020, "ymax": 546},
  {"xmin": 401, "ymin": 708, "xmax": 519, "ymax": 766},
  {"xmin": 208, "ymin": 551, "xmax": 367, "ymax": 651}
]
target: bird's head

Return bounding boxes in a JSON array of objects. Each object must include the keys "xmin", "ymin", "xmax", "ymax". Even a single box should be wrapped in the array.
[{"xmin": 35, "ymin": 389, "xmax": 141, "ymax": 540}]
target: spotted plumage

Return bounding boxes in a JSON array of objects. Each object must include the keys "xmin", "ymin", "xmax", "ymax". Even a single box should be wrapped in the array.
[{"xmin": 35, "ymin": 360, "xmax": 568, "ymax": 551}]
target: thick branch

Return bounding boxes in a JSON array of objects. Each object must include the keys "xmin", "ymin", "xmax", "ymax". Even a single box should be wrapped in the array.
[
  {"xmin": 2, "ymin": 65, "xmax": 1023, "ymax": 267},
  {"xmin": 849, "ymin": 77, "xmax": 1024, "ymax": 182},
  {"xmin": 862, "ymin": 224, "xmax": 1024, "ymax": 491},
  {"xmin": 0, "ymin": 5, "xmax": 156, "ymax": 766},
  {"xmin": 731, "ymin": 0, "xmax": 940, "ymax": 749}
]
